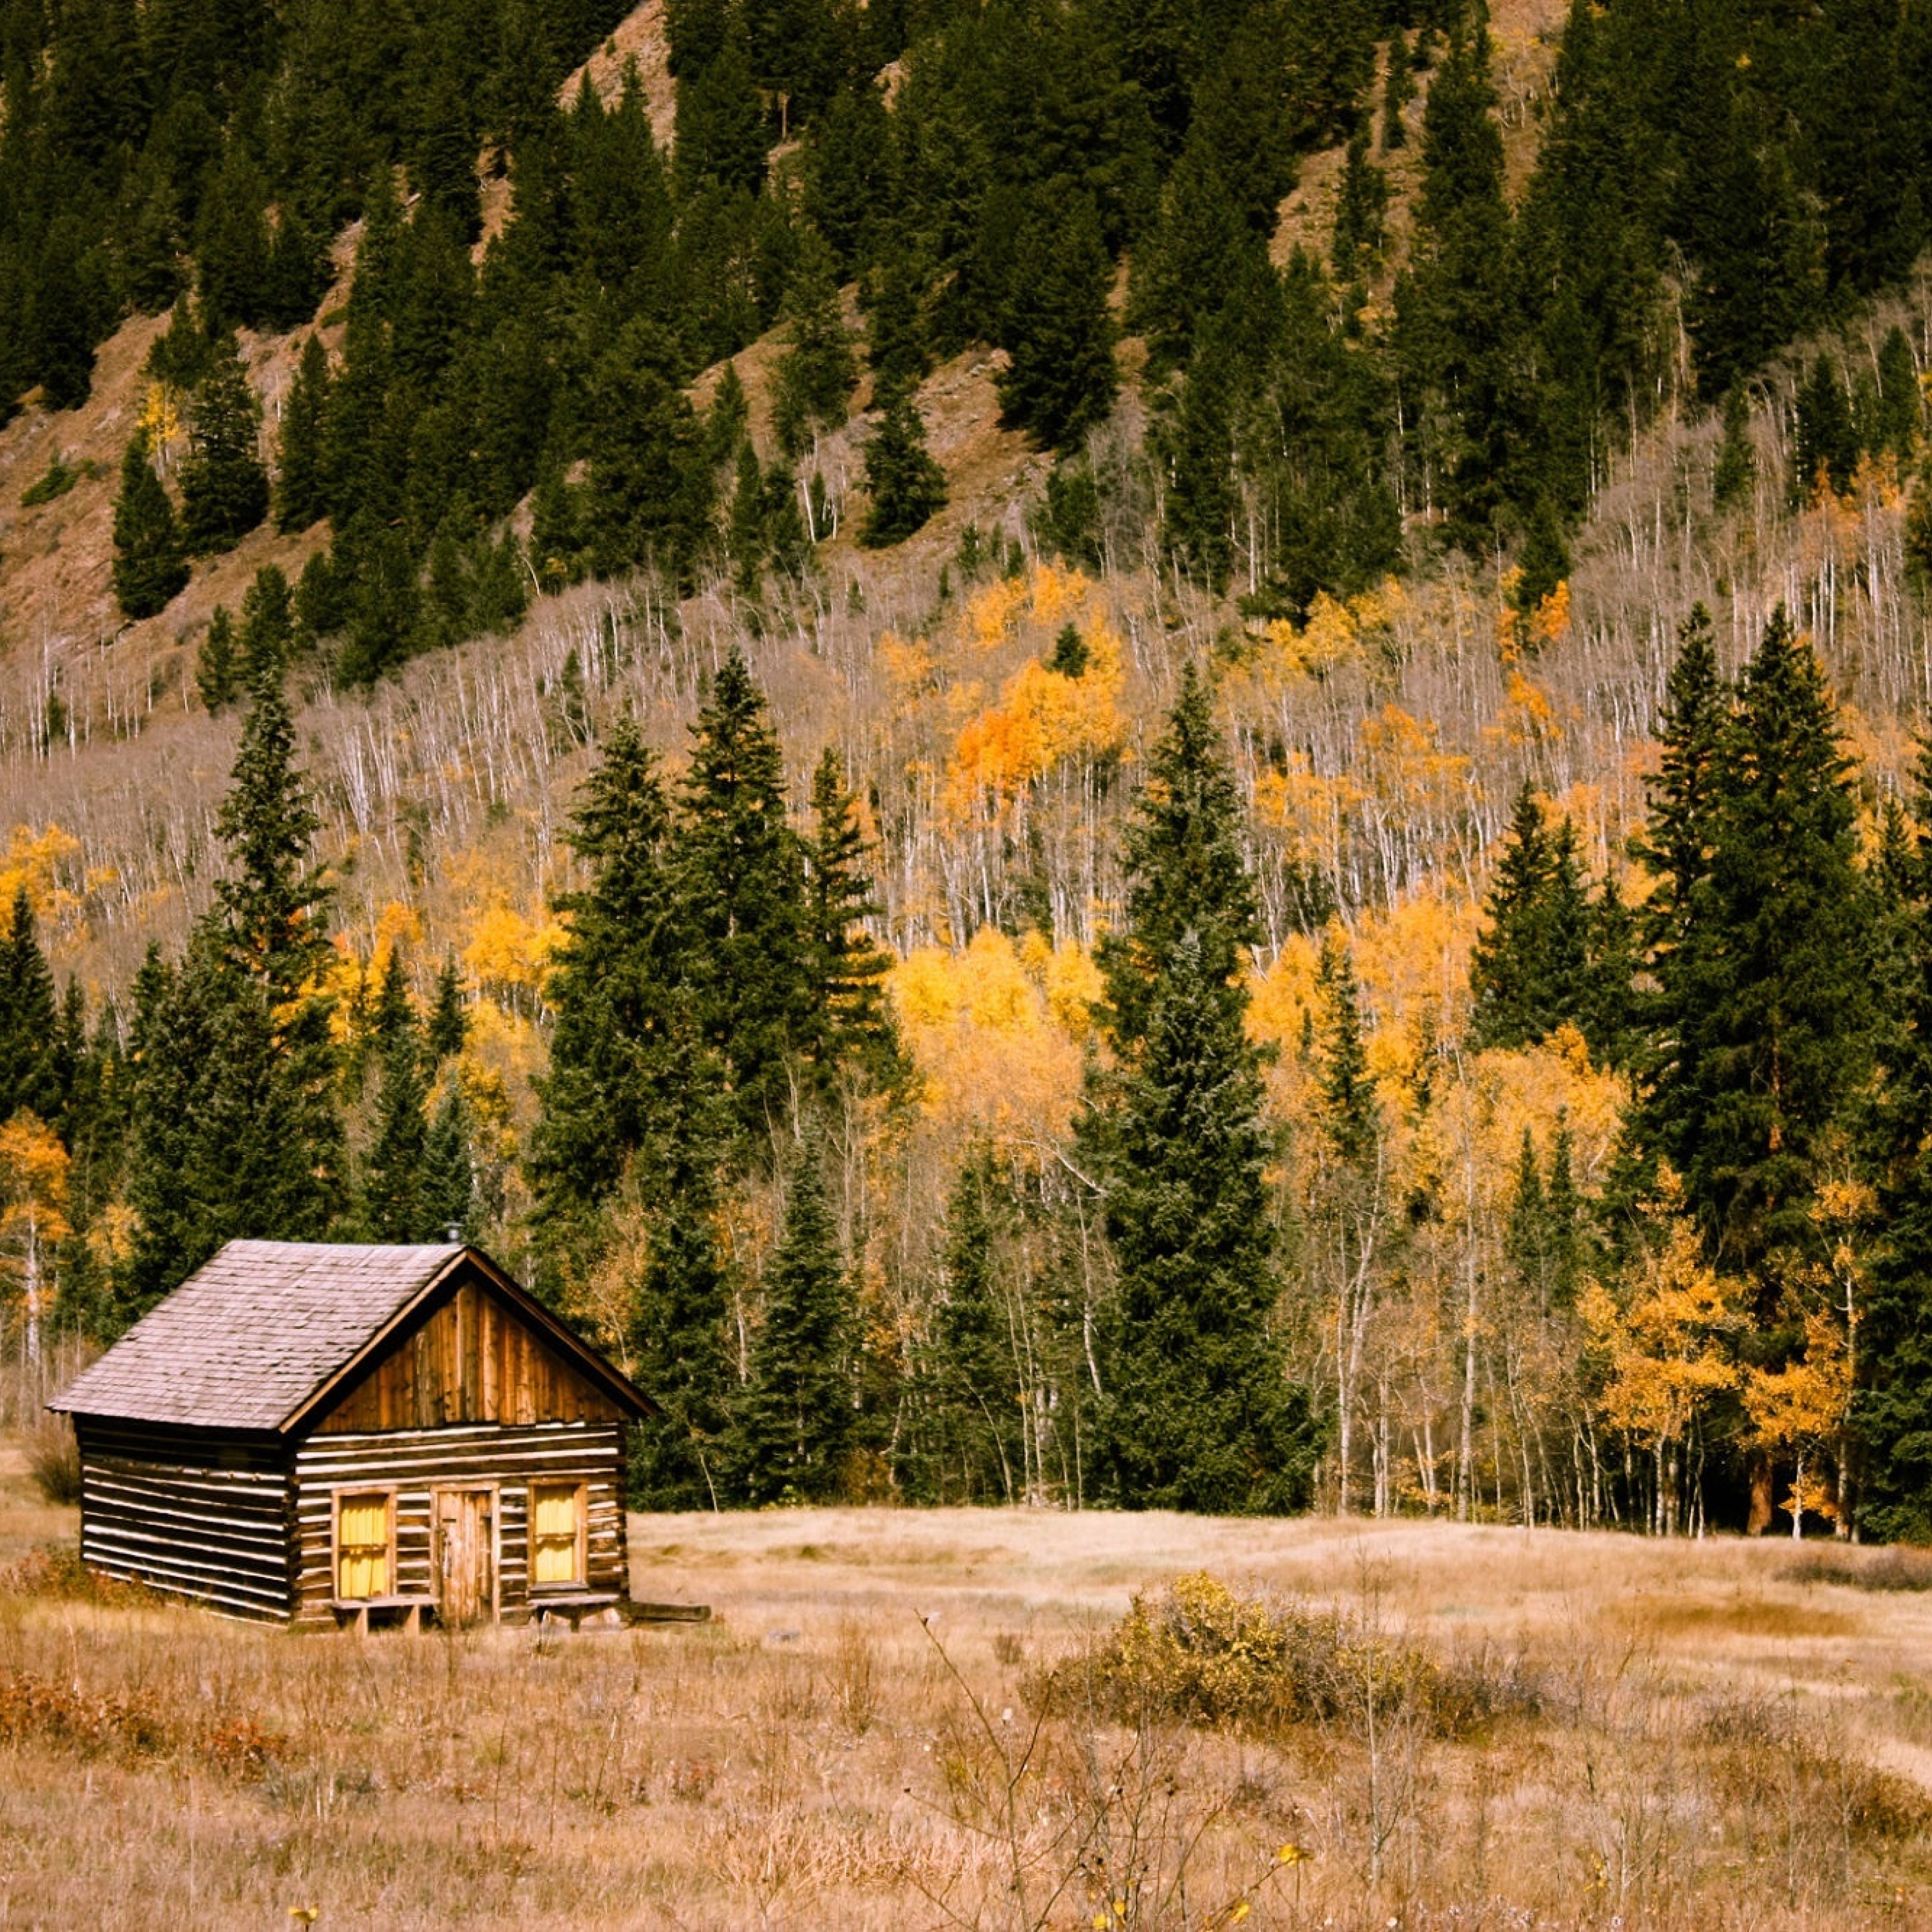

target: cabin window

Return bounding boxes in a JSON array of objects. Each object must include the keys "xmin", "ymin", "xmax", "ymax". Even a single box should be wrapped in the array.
[
  {"xmin": 530, "ymin": 1483, "xmax": 584, "ymax": 1587},
  {"xmin": 336, "ymin": 1492, "xmax": 393, "ymax": 1599}
]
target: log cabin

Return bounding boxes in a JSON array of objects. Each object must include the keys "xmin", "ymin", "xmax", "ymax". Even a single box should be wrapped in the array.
[{"xmin": 49, "ymin": 1240, "xmax": 655, "ymax": 1631}]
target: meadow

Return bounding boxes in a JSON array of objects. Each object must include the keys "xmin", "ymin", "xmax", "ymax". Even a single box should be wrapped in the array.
[{"xmin": 2, "ymin": 1433, "xmax": 1931, "ymax": 1930}]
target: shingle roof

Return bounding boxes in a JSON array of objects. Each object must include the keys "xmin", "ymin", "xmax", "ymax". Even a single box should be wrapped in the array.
[{"xmin": 52, "ymin": 1241, "xmax": 466, "ymax": 1430}]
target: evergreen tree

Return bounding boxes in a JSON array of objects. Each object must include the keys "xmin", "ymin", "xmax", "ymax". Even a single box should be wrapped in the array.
[
  {"xmin": 1332, "ymin": 128, "xmax": 1388, "ymax": 277},
  {"xmin": 239, "ymin": 564, "xmax": 295, "ymax": 685},
  {"xmin": 0, "ymin": 885, "xmax": 61, "ymax": 1125},
  {"xmin": 803, "ymin": 745, "xmax": 899, "ymax": 1086},
  {"xmin": 772, "ymin": 228, "xmax": 855, "ymax": 459},
  {"xmin": 1791, "ymin": 353, "xmax": 1859, "ymax": 502},
  {"xmin": 1467, "ymin": 783, "xmax": 1591, "ymax": 1051},
  {"xmin": 361, "ymin": 1006, "xmax": 430, "ymax": 1241},
  {"xmin": 1713, "ymin": 385, "xmax": 1756, "ymax": 510},
  {"xmin": 275, "ymin": 335, "xmax": 331, "ymax": 533},
  {"xmin": 996, "ymin": 185, "xmax": 1118, "ymax": 455},
  {"xmin": 910, "ymin": 1147, "xmax": 1019, "ymax": 1502},
  {"xmin": 1382, "ymin": 29, "xmax": 1415, "ymax": 150},
  {"xmin": 196, "ymin": 606, "xmax": 239, "ymax": 712},
  {"xmin": 584, "ymin": 320, "xmax": 713, "ymax": 585},
  {"xmin": 179, "ymin": 334, "xmax": 269, "ymax": 552},
  {"xmin": 677, "ymin": 652, "xmax": 814, "ymax": 1148},
  {"xmin": 420, "ymin": 1081, "xmax": 477, "ymax": 1239},
  {"xmin": 729, "ymin": 1142, "xmax": 857, "ymax": 1503},
  {"xmin": 426, "ymin": 954, "xmax": 469, "ymax": 1060},
  {"xmin": 859, "ymin": 378, "xmax": 947, "ymax": 547},
  {"xmin": 110, "ymin": 434, "xmax": 190, "ymax": 619},
  {"xmin": 1083, "ymin": 665, "xmax": 1320, "ymax": 1513}
]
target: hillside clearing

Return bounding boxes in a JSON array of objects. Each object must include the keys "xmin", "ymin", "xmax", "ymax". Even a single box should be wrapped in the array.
[{"xmin": 3, "ymin": 1444, "xmax": 1930, "ymax": 1929}]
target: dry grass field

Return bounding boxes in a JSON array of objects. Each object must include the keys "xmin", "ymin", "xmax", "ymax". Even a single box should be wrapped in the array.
[{"xmin": 3, "ymin": 1436, "xmax": 1932, "ymax": 1931}]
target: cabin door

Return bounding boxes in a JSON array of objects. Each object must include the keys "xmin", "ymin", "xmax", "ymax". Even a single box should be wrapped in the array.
[{"xmin": 434, "ymin": 1487, "xmax": 496, "ymax": 1626}]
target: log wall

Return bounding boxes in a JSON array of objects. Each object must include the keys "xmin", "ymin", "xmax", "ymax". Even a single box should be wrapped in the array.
[
  {"xmin": 73, "ymin": 1419, "xmax": 293, "ymax": 1622},
  {"xmin": 313, "ymin": 1280, "xmax": 629, "ymax": 1433},
  {"xmin": 291, "ymin": 1422, "xmax": 627, "ymax": 1629}
]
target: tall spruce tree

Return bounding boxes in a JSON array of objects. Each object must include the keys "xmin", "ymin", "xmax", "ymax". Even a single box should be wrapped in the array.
[
  {"xmin": 179, "ymin": 335, "xmax": 270, "ymax": 552},
  {"xmin": 859, "ymin": 378, "xmax": 947, "ymax": 547},
  {"xmin": 1083, "ymin": 665, "xmax": 1320, "ymax": 1513},
  {"xmin": 803, "ymin": 745, "xmax": 900, "ymax": 1087},
  {"xmin": 729, "ymin": 1142, "xmax": 858, "ymax": 1503},
  {"xmin": 111, "ymin": 434, "xmax": 190, "ymax": 619},
  {"xmin": 0, "ymin": 885, "xmax": 61, "ymax": 1125},
  {"xmin": 275, "ymin": 335, "xmax": 331, "ymax": 533},
  {"xmin": 996, "ymin": 185, "xmax": 1118, "ymax": 455},
  {"xmin": 1468, "ymin": 784, "xmax": 1593, "ymax": 1051},
  {"xmin": 196, "ymin": 606, "xmax": 239, "ymax": 712},
  {"xmin": 361, "ymin": 1002, "xmax": 430, "ymax": 1241},
  {"xmin": 677, "ymin": 652, "xmax": 814, "ymax": 1149}
]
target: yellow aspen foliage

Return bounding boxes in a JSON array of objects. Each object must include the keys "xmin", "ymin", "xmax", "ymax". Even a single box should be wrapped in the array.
[
  {"xmin": 1742, "ymin": 1309, "xmax": 1852, "ymax": 1529},
  {"xmin": 944, "ymin": 616, "xmax": 1126, "ymax": 820},
  {"xmin": 968, "ymin": 574, "xmax": 1033, "ymax": 648},
  {"xmin": 889, "ymin": 927, "xmax": 1085, "ymax": 1151},
  {"xmin": 138, "ymin": 380, "xmax": 184, "ymax": 456},
  {"xmin": 1487, "ymin": 671, "xmax": 1562, "ymax": 753},
  {"xmin": 1530, "ymin": 579, "xmax": 1571, "ymax": 646},
  {"xmin": 878, "ymin": 630, "xmax": 937, "ymax": 692},
  {"xmin": 0, "ymin": 1112, "xmax": 72, "ymax": 1346},
  {"xmin": 1040, "ymin": 934, "xmax": 1104, "ymax": 1037},
  {"xmin": 0, "ymin": 824, "xmax": 84, "ymax": 926},
  {"xmin": 1250, "ymin": 756, "xmax": 1364, "ymax": 882},
  {"xmin": 1581, "ymin": 1199, "xmax": 1744, "ymax": 1462},
  {"xmin": 1027, "ymin": 561, "xmax": 1094, "ymax": 628},
  {"xmin": 1357, "ymin": 706, "xmax": 1472, "ymax": 821},
  {"xmin": 463, "ymin": 897, "xmax": 567, "ymax": 1004}
]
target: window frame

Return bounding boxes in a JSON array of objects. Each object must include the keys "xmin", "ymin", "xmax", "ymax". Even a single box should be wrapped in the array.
[
  {"xmin": 331, "ymin": 1485, "xmax": 398, "ymax": 1602},
  {"xmin": 526, "ymin": 1479, "xmax": 588, "ymax": 1593}
]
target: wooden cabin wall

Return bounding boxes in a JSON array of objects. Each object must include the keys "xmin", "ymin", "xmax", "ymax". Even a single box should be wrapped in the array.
[
  {"xmin": 74, "ymin": 1419, "xmax": 293, "ymax": 1622},
  {"xmin": 290, "ymin": 1422, "xmax": 627, "ymax": 1629},
  {"xmin": 313, "ymin": 1281, "xmax": 629, "ymax": 1434}
]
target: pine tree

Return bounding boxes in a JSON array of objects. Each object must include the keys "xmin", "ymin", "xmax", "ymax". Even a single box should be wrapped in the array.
[
  {"xmin": 179, "ymin": 335, "xmax": 269, "ymax": 553},
  {"xmin": 803, "ymin": 746, "xmax": 900, "ymax": 1086},
  {"xmin": 239, "ymin": 565, "xmax": 295, "ymax": 685},
  {"xmin": 729, "ymin": 1143, "xmax": 857, "ymax": 1503},
  {"xmin": 1791, "ymin": 354, "xmax": 1858, "ymax": 501},
  {"xmin": 426, "ymin": 954, "xmax": 469, "ymax": 1060},
  {"xmin": 1644, "ymin": 607, "xmax": 1871, "ymax": 1268},
  {"xmin": 275, "ymin": 335, "xmax": 331, "ymax": 533},
  {"xmin": 911, "ymin": 1148, "xmax": 1019, "ymax": 1502},
  {"xmin": 361, "ymin": 1009, "xmax": 430, "ymax": 1241},
  {"xmin": 677, "ymin": 652, "xmax": 813, "ymax": 1148},
  {"xmin": 0, "ymin": 886, "xmax": 61, "ymax": 1125},
  {"xmin": 772, "ymin": 229, "xmax": 855, "ymax": 459},
  {"xmin": 585, "ymin": 320, "xmax": 713, "ymax": 585},
  {"xmin": 111, "ymin": 434, "xmax": 190, "ymax": 619},
  {"xmin": 196, "ymin": 606, "xmax": 239, "ymax": 712},
  {"xmin": 420, "ymin": 1081, "xmax": 477, "ymax": 1239},
  {"xmin": 1083, "ymin": 665, "xmax": 1320, "ymax": 1513},
  {"xmin": 1382, "ymin": 29, "xmax": 1415, "ymax": 150},
  {"xmin": 996, "ymin": 185, "xmax": 1118, "ymax": 455},
  {"xmin": 1713, "ymin": 385, "xmax": 1756, "ymax": 510},
  {"xmin": 1332, "ymin": 128, "xmax": 1388, "ymax": 277},
  {"xmin": 1469, "ymin": 783, "xmax": 1592, "ymax": 1050},
  {"xmin": 859, "ymin": 378, "xmax": 947, "ymax": 547}
]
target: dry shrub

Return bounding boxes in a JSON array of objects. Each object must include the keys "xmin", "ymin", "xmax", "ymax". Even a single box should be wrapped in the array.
[
  {"xmin": 1069, "ymin": 1571, "xmax": 1536, "ymax": 1742},
  {"xmin": 1697, "ymin": 1690, "xmax": 1932, "ymax": 1850},
  {"xmin": 24, "ymin": 1415, "xmax": 80, "ymax": 1505},
  {"xmin": 0, "ymin": 1668, "xmax": 170, "ymax": 1757},
  {"xmin": 0, "ymin": 1543, "xmax": 161, "ymax": 1607},
  {"xmin": 1784, "ymin": 1544, "xmax": 1932, "ymax": 1592}
]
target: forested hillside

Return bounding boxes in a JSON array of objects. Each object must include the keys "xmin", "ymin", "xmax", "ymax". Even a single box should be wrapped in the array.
[{"xmin": 4, "ymin": 0, "xmax": 1932, "ymax": 1537}]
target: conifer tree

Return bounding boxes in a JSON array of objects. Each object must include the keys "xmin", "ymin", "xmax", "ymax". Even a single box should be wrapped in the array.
[
  {"xmin": 239, "ymin": 565, "xmax": 296, "ymax": 686},
  {"xmin": 1332, "ymin": 128, "xmax": 1388, "ymax": 277},
  {"xmin": 1791, "ymin": 354, "xmax": 1858, "ymax": 501},
  {"xmin": 275, "ymin": 335, "xmax": 331, "ymax": 533},
  {"xmin": 1083, "ymin": 666, "xmax": 1319, "ymax": 1513},
  {"xmin": 911, "ymin": 1147, "xmax": 1019, "ymax": 1502},
  {"xmin": 361, "ymin": 1008, "xmax": 430, "ymax": 1241},
  {"xmin": 860, "ymin": 378, "xmax": 947, "ymax": 547},
  {"xmin": 585, "ymin": 320, "xmax": 713, "ymax": 585},
  {"xmin": 179, "ymin": 335, "xmax": 270, "ymax": 553},
  {"xmin": 1382, "ymin": 29, "xmax": 1415, "ymax": 150},
  {"xmin": 0, "ymin": 886, "xmax": 61, "ymax": 1125},
  {"xmin": 111, "ymin": 434, "xmax": 190, "ymax": 619},
  {"xmin": 677, "ymin": 652, "xmax": 814, "ymax": 1147},
  {"xmin": 804, "ymin": 746, "xmax": 900, "ymax": 1086},
  {"xmin": 196, "ymin": 606, "xmax": 239, "ymax": 712},
  {"xmin": 1712, "ymin": 385, "xmax": 1756, "ymax": 510},
  {"xmin": 996, "ymin": 185, "xmax": 1118, "ymax": 455},
  {"xmin": 420, "ymin": 1082, "xmax": 477, "ymax": 1239},
  {"xmin": 772, "ymin": 229, "xmax": 855, "ymax": 459},
  {"xmin": 426, "ymin": 954, "xmax": 469, "ymax": 1061},
  {"xmin": 729, "ymin": 1143, "xmax": 857, "ymax": 1503},
  {"xmin": 1469, "ymin": 783, "xmax": 1591, "ymax": 1051}
]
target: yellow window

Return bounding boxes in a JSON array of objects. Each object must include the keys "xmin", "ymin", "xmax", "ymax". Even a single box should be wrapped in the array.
[
  {"xmin": 531, "ymin": 1483, "xmax": 582, "ymax": 1586},
  {"xmin": 337, "ymin": 1493, "xmax": 391, "ymax": 1599}
]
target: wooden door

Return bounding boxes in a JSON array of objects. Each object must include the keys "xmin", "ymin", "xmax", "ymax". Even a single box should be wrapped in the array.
[{"xmin": 434, "ymin": 1487, "xmax": 495, "ymax": 1626}]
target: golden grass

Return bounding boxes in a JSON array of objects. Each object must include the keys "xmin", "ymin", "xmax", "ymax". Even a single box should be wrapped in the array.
[{"xmin": 3, "ymin": 1450, "xmax": 1931, "ymax": 1929}]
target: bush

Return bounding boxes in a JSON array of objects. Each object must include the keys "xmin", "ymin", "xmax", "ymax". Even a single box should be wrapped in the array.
[
  {"xmin": 26, "ymin": 1417, "xmax": 80, "ymax": 1505},
  {"xmin": 1069, "ymin": 1570, "xmax": 1539, "ymax": 1742}
]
